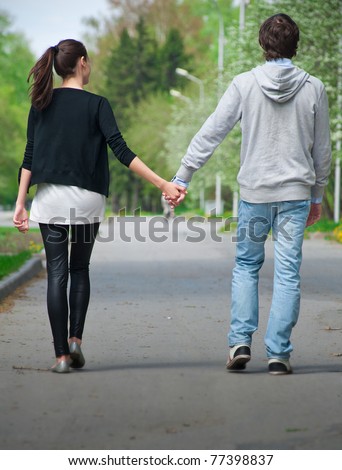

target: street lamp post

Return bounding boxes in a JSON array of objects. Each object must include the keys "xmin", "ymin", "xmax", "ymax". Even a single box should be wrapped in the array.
[
  {"xmin": 239, "ymin": 0, "xmax": 249, "ymax": 31},
  {"xmin": 334, "ymin": 157, "xmax": 341, "ymax": 223},
  {"xmin": 212, "ymin": 0, "xmax": 249, "ymax": 217},
  {"xmin": 233, "ymin": 0, "xmax": 250, "ymax": 217},
  {"xmin": 174, "ymin": 68, "xmax": 205, "ymax": 211},
  {"xmin": 212, "ymin": 0, "xmax": 225, "ymax": 216},
  {"xmin": 334, "ymin": 35, "xmax": 342, "ymax": 223},
  {"xmin": 169, "ymin": 89, "xmax": 192, "ymax": 104},
  {"xmin": 175, "ymin": 68, "xmax": 205, "ymax": 105},
  {"xmin": 212, "ymin": 0, "xmax": 224, "ymax": 98}
]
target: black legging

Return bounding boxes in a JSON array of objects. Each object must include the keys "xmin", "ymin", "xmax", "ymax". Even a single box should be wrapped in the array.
[{"xmin": 39, "ymin": 223, "xmax": 100, "ymax": 357}]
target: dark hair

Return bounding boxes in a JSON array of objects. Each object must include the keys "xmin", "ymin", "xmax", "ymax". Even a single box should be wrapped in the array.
[
  {"xmin": 27, "ymin": 39, "xmax": 88, "ymax": 111},
  {"xmin": 259, "ymin": 14, "xmax": 299, "ymax": 61}
]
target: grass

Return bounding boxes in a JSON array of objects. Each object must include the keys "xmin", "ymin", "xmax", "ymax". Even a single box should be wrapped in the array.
[
  {"xmin": 0, "ymin": 251, "xmax": 32, "ymax": 280},
  {"xmin": 304, "ymin": 218, "xmax": 339, "ymax": 234},
  {"xmin": 0, "ymin": 227, "xmax": 42, "ymax": 254},
  {"xmin": 0, "ymin": 227, "xmax": 43, "ymax": 280},
  {"xmin": 304, "ymin": 219, "xmax": 341, "ymax": 242}
]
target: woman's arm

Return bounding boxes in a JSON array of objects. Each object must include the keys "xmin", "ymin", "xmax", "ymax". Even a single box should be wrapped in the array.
[
  {"xmin": 129, "ymin": 156, "xmax": 186, "ymax": 203},
  {"xmin": 99, "ymin": 99, "xmax": 186, "ymax": 204},
  {"xmin": 13, "ymin": 168, "xmax": 32, "ymax": 233}
]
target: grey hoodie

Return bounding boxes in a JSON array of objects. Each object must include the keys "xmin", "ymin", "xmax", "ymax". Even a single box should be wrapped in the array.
[{"xmin": 175, "ymin": 62, "xmax": 331, "ymax": 203}]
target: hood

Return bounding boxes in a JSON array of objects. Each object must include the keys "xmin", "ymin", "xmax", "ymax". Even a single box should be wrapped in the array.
[{"xmin": 252, "ymin": 64, "xmax": 309, "ymax": 103}]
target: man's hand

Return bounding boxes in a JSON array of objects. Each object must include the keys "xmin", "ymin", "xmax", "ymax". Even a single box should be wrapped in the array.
[
  {"xmin": 161, "ymin": 182, "xmax": 187, "ymax": 207},
  {"xmin": 163, "ymin": 185, "xmax": 187, "ymax": 207},
  {"xmin": 306, "ymin": 203, "xmax": 322, "ymax": 227}
]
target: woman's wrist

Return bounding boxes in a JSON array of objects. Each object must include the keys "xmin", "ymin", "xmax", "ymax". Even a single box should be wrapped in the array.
[{"xmin": 158, "ymin": 179, "xmax": 168, "ymax": 192}]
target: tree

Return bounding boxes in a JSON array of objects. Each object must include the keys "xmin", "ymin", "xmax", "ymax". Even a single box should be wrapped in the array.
[
  {"xmin": 105, "ymin": 18, "xmax": 161, "ymax": 123},
  {"xmin": 103, "ymin": 17, "xmax": 190, "ymax": 212},
  {"xmin": 104, "ymin": 21, "xmax": 161, "ymax": 212},
  {"xmin": 124, "ymin": 94, "xmax": 175, "ymax": 211},
  {"xmin": 107, "ymin": 0, "xmax": 151, "ymax": 35},
  {"xmin": 133, "ymin": 18, "xmax": 160, "ymax": 102},
  {"xmin": 87, "ymin": 0, "xmax": 340, "ymax": 216},
  {"xmin": 104, "ymin": 0, "xmax": 220, "ymax": 73},
  {"xmin": 0, "ymin": 12, "xmax": 34, "ymax": 205},
  {"xmin": 105, "ymin": 28, "xmax": 137, "ymax": 125},
  {"xmin": 163, "ymin": 84, "xmax": 240, "ymax": 210},
  {"xmin": 159, "ymin": 28, "xmax": 190, "ymax": 92}
]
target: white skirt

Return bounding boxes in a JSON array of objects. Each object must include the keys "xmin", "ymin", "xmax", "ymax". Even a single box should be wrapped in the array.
[{"xmin": 30, "ymin": 183, "xmax": 106, "ymax": 225}]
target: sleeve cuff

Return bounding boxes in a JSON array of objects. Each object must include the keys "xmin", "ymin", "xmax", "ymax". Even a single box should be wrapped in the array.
[
  {"xmin": 171, "ymin": 176, "xmax": 189, "ymax": 188},
  {"xmin": 311, "ymin": 197, "xmax": 323, "ymax": 204}
]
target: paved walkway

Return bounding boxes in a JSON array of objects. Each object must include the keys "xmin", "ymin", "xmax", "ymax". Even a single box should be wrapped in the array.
[{"xmin": 0, "ymin": 216, "xmax": 341, "ymax": 450}]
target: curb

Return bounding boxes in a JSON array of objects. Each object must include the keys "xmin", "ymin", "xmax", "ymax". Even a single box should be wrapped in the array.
[{"xmin": 0, "ymin": 256, "xmax": 44, "ymax": 302}]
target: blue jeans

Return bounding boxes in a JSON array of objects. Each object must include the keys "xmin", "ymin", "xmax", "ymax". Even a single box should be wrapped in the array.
[{"xmin": 228, "ymin": 199, "xmax": 311, "ymax": 359}]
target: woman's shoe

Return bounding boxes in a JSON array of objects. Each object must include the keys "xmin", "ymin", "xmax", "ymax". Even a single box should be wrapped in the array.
[
  {"xmin": 69, "ymin": 342, "xmax": 85, "ymax": 369},
  {"xmin": 51, "ymin": 360, "xmax": 70, "ymax": 373}
]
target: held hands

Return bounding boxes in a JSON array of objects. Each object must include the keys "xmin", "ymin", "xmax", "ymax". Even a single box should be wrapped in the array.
[
  {"xmin": 306, "ymin": 203, "xmax": 322, "ymax": 227},
  {"xmin": 13, "ymin": 205, "xmax": 29, "ymax": 233},
  {"xmin": 127, "ymin": 158, "xmax": 187, "ymax": 207},
  {"xmin": 161, "ymin": 181, "xmax": 187, "ymax": 208}
]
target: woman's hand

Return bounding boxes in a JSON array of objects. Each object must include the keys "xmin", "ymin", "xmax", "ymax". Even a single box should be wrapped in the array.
[
  {"xmin": 161, "ymin": 182, "xmax": 187, "ymax": 207},
  {"xmin": 13, "ymin": 205, "xmax": 29, "ymax": 233},
  {"xmin": 13, "ymin": 167, "xmax": 31, "ymax": 233},
  {"xmin": 128, "ymin": 157, "xmax": 187, "ymax": 207}
]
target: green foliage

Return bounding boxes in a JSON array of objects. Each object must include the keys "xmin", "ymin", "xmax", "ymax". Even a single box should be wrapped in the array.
[
  {"xmin": 0, "ymin": 1, "xmax": 340, "ymax": 219},
  {"xmin": 333, "ymin": 224, "xmax": 342, "ymax": 243},
  {"xmin": 0, "ymin": 12, "xmax": 34, "ymax": 205},
  {"xmin": 105, "ymin": 28, "xmax": 138, "ymax": 125},
  {"xmin": 0, "ymin": 226, "xmax": 42, "ymax": 254},
  {"xmin": 108, "ymin": 94, "xmax": 176, "ymax": 212},
  {"xmin": 305, "ymin": 218, "xmax": 339, "ymax": 234},
  {"xmin": 102, "ymin": 16, "xmax": 190, "ymax": 211},
  {"xmin": 234, "ymin": 0, "xmax": 342, "ymax": 217},
  {"xmin": 181, "ymin": 0, "xmax": 237, "ymax": 74},
  {"xmin": 159, "ymin": 28, "xmax": 190, "ymax": 92},
  {"xmin": 0, "ymin": 251, "xmax": 31, "ymax": 280},
  {"xmin": 244, "ymin": 0, "xmax": 341, "ymax": 155},
  {"xmin": 105, "ymin": 18, "xmax": 189, "ymax": 124},
  {"xmin": 164, "ymin": 0, "xmax": 342, "ymax": 213},
  {"xmin": 0, "ymin": 227, "xmax": 42, "ymax": 281}
]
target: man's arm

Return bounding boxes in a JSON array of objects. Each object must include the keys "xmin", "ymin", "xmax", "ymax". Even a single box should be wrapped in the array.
[
  {"xmin": 174, "ymin": 80, "xmax": 242, "ymax": 185},
  {"xmin": 310, "ymin": 86, "xmax": 332, "ymax": 202}
]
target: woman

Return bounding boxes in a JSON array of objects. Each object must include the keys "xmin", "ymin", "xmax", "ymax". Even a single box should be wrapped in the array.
[{"xmin": 13, "ymin": 39, "xmax": 184, "ymax": 373}]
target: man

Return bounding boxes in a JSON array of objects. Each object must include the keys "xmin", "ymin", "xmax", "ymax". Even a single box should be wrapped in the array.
[{"xmin": 171, "ymin": 14, "xmax": 331, "ymax": 375}]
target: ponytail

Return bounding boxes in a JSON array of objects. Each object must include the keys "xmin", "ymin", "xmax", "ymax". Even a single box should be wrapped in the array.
[
  {"xmin": 27, "ymin": 46, "xmax": 56, "ymax": 111},
  {"xmin": 27, "ymin": 40, "xmax": 88, "ymax": 111}
]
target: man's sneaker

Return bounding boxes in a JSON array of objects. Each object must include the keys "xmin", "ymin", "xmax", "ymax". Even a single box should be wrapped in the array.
[
  {"xmin": 268, "ymin": 358, "xmax": 292, "ymax": 375},
  {"xmin": 226, "ymin": 344, "xmax": 251, "ymax": 371}
]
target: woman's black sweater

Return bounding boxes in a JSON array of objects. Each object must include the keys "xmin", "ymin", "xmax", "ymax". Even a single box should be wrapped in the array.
[{"xmin": 21, "ymin": 88, "xmax": 136, "ymax": 197}]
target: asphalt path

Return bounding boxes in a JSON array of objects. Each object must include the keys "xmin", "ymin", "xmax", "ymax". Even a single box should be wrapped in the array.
[{"xmin": 0, "ymin": 215, "xmax": 341, "ymax": 451}]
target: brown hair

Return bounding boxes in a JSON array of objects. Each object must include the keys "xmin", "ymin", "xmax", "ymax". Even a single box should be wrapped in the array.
[
  {"xmin": 27, "ymin": 39, "xmax": 88, "ymax": 111},
  {"xmin": 259, "ymin": 14, "xmax": 299, "ymax": 61}
]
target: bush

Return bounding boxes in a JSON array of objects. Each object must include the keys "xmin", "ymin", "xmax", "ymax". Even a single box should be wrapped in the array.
[{"xmin": 333, "ymin": 225, "xmax": 342, "ymax": 244}]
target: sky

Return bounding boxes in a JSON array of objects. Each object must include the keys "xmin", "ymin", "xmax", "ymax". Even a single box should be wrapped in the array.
[
  {"xmin": 1, "ymin": 1, "xmax": 247, "ymax": 58},
  {"xmin": 0, "ymin": 0, "xmax": 113, "ymax": 57}
]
